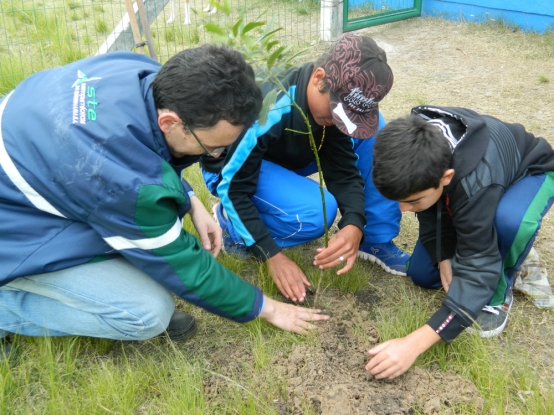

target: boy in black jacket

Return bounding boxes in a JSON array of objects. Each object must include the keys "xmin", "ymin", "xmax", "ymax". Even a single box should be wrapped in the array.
[{"xmin": 367, "ymin": 106, "xmax": 554, "ymax": 379}]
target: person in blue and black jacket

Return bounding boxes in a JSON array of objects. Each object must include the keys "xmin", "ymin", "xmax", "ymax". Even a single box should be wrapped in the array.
[
  {"xmin": 0, "ymin": 44, "xmax": 328, "ymax": 359},
  {"xmin": 202, "ymin": 34, "xmax": 409, "ymax": 304}
]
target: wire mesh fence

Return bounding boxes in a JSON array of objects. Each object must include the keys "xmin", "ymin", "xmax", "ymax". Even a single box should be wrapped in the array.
[
  {"xmin": 347, "ymin": 0, "xmax": 415, "ymax": 19},
  {"xmin": 0, "ymin": 0, "xmax": 323, "ymax": 94}
]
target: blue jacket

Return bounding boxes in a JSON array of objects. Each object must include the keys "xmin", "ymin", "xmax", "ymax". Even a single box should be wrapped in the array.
[{"xmin": 0, "ymin": 52, "xmax": 263, "ymax": 322}]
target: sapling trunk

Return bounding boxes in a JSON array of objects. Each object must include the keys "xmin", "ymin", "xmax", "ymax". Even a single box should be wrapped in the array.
[
  {"xmin": 203, "ymin": 9, "xmax": 330, "ymax": 307},
  {"xmin": 283, "ymin": 92, "xmax": 328, "ymax": 308}
]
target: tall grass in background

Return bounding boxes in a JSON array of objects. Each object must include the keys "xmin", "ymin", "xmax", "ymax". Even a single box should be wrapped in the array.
[{"xmin": 0, "ymin": 0, "xmax": 322, "ymax": 95}]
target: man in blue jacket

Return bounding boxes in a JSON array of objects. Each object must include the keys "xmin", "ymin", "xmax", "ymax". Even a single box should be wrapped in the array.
[{"xmin": 0, "ymin": 45, "xmax": 328, "ymax": 359}]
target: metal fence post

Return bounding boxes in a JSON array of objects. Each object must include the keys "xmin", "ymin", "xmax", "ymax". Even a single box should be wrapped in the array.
[{"xmin": 320, "ymin": 0, "xmax": 343, "ymax": 42}]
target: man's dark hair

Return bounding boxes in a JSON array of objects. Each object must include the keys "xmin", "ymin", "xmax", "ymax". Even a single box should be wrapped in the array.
[
  {"xmin": 153, "ymin": 44, "xmax": 262, "ymax": 129},
  {"xmin": 372, "ymin": 115, "xmax": 452, "ymax": 201}
]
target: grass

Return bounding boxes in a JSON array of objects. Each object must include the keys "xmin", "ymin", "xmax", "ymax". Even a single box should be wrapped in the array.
[
  {"xmin": 2, "ymin": 165, "xmax": 553, "ymax": 413},
  {"xmin": 95, "ymin": 18, "xmax": 108, "ymax": 34},
  {"xmin": 0, "ymin": 0, "xmax": 323, "ymax": 94}
]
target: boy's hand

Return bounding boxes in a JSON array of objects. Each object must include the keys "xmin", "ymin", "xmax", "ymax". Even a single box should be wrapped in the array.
[
  {"xmin": 366, "ymin": 325, "xmax": 440, "ymax": 380},
  {"xmin": 267, "ymin": 253, "xmax": 311, "ymax": 302},
  {"xmin": 258, "ymin": 296, "xmax": 329, "ymax": 334},
  {"xmin": 313, "ymin": 225, "xmax": 363, "ymax": 275},
  {"xmin": 439, "ymin": 259, "xmax": 453, "ymax": 293}
]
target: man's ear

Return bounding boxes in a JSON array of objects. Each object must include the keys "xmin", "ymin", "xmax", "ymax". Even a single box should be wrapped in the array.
[
  {"xmin": 441, "ymin": 169, "xmax": 455, "ymax": 187},
  {"xmin": 157, "ymin": 111, "xmax": 181, "ymax": 134},
  {"xmin": 311, "ymin": 67, "xmax": 327, "ymax": 90}
]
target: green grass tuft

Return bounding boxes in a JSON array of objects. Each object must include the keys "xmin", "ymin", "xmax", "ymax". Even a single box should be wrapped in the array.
[{"xmin": 94, "ymin": 18, "xmax": 108, "ymax": 34}]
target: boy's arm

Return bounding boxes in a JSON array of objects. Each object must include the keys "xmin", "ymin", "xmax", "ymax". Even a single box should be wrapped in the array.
[
  {"xmin": 439, "ymin": 184, "xmax": 505, "ymax": 336},
  {"xmin": 313, "ymin": 129, "xmax": 366, "ymax": 271},
  {"xmin": 367, "ymin": 185, "xmax": 506, "ymax": 379},
  {"xmin": 425, "ymin": 185, "xmax": 505, "ymax": 343},
  {"xmin": 366, "ymin": 325, "xmax": 441, "ymax": 379},
  {"xmin": 218, "ymin": 125, "xmax": 282, "ymax": 259},
  {"xmin": 319, "ymin": 129, "xmax": 366, "ymax": 233}
]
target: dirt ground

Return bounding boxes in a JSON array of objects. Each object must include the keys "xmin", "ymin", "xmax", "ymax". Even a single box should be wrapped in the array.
[
  {"xmin": 284, "ymin": 297, "xmax": 485, "ymax": 415},
  {"xmin": 203, "ymin": 17, "xmax": 554, "ymax": 414},
  {"xmin": 206, "ymin": 292, "xmax": 484, "ymax": 415}
]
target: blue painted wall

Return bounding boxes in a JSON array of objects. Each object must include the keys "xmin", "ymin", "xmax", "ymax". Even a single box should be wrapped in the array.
[{"xmin": 422, "ymin": 0, "xmax": 554, "ymax": 33}]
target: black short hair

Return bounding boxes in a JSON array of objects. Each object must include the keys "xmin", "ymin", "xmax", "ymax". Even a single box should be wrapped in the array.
[
  {"xmin": 153, "ymin": 44, "xmax": 262, "ymax": 129},
  {"xmin": 372, "ymin": 115, "xmax": 452, "ymax": 201}
]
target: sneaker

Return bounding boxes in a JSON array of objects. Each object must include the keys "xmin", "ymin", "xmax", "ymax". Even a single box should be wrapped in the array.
[
  {"xmin": 358, "ymin": 242, "xmax": 410, "ymax": 276},
  {"xmin": 164, "ymin": 311, "xmax": 197, "ymax": 342},
  {"xmin": 0, "ymin": 336, "xmax": 12, "ymax": 362},
  {"xmin": 212, "ymin": 202, "xmax": 249, "ymax": 257},
  {"xmin": 467, "ymin": 289, "xmax": 514, "ymax": 338}
]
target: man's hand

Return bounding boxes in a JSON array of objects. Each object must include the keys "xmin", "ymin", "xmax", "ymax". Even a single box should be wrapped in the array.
[
  {"xmin": 189, "ymin": 196, "xmax": 222, "ymax": 257},
  {"xmin": 439, "ymin": 259, "xmax": 453, "ymax": 293},
  {"xmin": 258, "ymin": 296, "xmax": 329, "ymax": 334},
  {"xmin": 313, "ymin": 225, "xmax": 363, "ymax": 275},
  {"xmin": 267, "ymin": 253, "xmax": 311, "ymax": 303},
  {"xmin": 365, "ymin": 325, "xmax": 440, "ymax": 380}
]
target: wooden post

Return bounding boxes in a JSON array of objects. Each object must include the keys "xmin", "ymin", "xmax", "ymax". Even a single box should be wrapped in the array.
[
  {"xmin": 136, "ymin": 0, "xmax": 158, "ymax": 61},
  {"xmin": 124, "ymin": 0, "xmax": 145, "ymax": 54}
]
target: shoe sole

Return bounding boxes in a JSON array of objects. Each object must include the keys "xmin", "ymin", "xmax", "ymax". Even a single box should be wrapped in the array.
[
  {"xmin": 357, "ymin": 250, "xmax": 407, "ymax": 276},
  {"xmin": 166, "ymin": 319, "xmax": 198, "ymax": 342},
  {"xmin": 466, "ymin": 317, "xmax": 508, "ymax": 338}
]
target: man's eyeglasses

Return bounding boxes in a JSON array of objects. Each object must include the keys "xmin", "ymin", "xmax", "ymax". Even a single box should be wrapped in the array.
[{"xmin": 187, "ymin": 126, "xmax": 226, "ymax": 157}]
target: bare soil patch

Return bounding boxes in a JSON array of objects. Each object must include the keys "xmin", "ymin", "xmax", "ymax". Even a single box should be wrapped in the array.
[
  {"xmin": 283, "ymin": 295, "xmax": 483, "ymax": 415},
  {"xmin": 204, "ymin": 291, "xmax": 483, "ymax": 414}
]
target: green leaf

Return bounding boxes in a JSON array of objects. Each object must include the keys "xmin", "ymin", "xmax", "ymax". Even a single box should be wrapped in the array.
[
  {"xmin": 286, "ymin": 49, "xmax": 307, "ymax": 62},
  {"xmin": 258, "ymin": 88, "xmax": 278, "ymax": 126},
  {"xmin": 262, "ymin": 16, "xmax": 277, "ymax": 36},
  {"xmin": 266, "ymin": 46, "xmax": 286, "ymax": 69},
  {"xmin": 260, "ymin": 28, "xmax": 282, "ymax": 41},
  {"xmin": 243, "ymin": 35, "xmax": 256, "ymax": 50},
  {"xmin": 232, "ymin": 18, "xmax": 242, "ymax": 38},
  {"xmin": 204, "ymin": 22, "xmax": 226, "ymax": 36},
  {"xmin": 265, "ymin": 40, "xmax": 279, "ymax": 51},
  {"xmin": 243, "ymin": 21, "xmax": 265, "ymax": 34},
  {"xmin": 220, "ymin": 0, "xmax": 231, "ymax": 14}
]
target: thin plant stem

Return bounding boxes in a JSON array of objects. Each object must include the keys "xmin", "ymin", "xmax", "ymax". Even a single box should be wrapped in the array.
[{"xmin": 271, "ymin": 77, "xmax": 329, "ymax": 307}]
